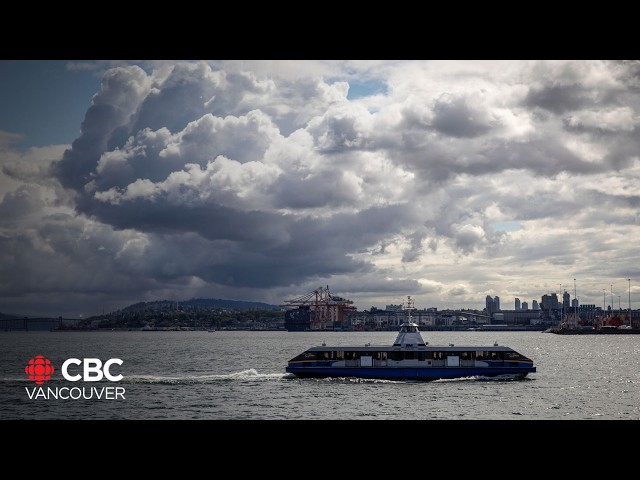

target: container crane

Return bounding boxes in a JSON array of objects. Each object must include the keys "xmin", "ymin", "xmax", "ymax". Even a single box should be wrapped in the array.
[{"xmin": 282, "ymin": 285, "xmax": 356, "ymax": 331}]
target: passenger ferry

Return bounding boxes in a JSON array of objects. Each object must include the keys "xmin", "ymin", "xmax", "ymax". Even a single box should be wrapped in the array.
[{"xmin": 286, "ymin": 297, "xmax": 536, "ymax": 381}]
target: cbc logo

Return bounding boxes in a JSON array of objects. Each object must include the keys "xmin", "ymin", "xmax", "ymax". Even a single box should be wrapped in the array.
[
  {"xmin": 25, "ymin": 355, "xmax": 55, "ymax": 385},
  {"xmin": 24, "ymin": 356, "xmax": 123, "ymax": 383},
  {"xmin": 62, "ymin": 358, "xmax": 123, "ymax": 382}
]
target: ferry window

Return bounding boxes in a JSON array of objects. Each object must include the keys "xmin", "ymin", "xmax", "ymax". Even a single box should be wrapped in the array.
[
  {"xmin": 345, "ymin": 351, "xmax": 360, "ymax": 360},
  {"xmin": 335, "ymin": 351, "xmax": 344, "ymax": 360},
  {"xmin": 404, "ymin": 351, "xmax": 415, "ymax": 360},
  {"xmin": 391, "ymin": 351, "xmax": 403, "ymax": 361},
  {"xmin": 374, "ymin": 352, "xmax": 387, "ymax": 360},
  {"xmin": 476, "ymin": 351, "xmax": 487, "ymax": 360},
  {"xmin": 461, "ymin": 351, "xmax": 472, "ymax": 360},
  {"xmin": 418, "ymin": 352, "xmax": 426, "ymax": 361},
  {"xmin": 304, "ymin": 352, "xmax": 316, "ymax": 359}
]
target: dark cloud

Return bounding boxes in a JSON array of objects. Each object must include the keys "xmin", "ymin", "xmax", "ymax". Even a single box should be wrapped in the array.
[
  {"xmin": 130, "ymin": 63, "xmax": 221, "ymax": 134},
  {"xmin": 401, "ymin": 230, "xmax": 428, "ymax": 262},
  {"xmin": 309, "ymin": 105, "xmax": 370, "ymax": 152},
  {"xmin": 524, "ymin": 84, "xmax": 589, "ymax": 114},
  {"xmin": 0, "ymin": 185, "xmax": 43, "ymax": 225},
  {"xmin": 0, "ymin": 211, "xmax": 152, "ymax": 299},
  {"xmin": 479, "ymin": 137, "xmax": 603, "ymax": 177},
  {"xmin": 4, "ymin": 60, "xmax": 640, "ymax": 316},
  {"xmin": 271, "ymin": 167, "xmax": 361, "ymax": 209},
  {"xmin": 53, "ymin": 65, "xmax": 151, "ymax": 191},
  {"xmin": 431, "ymin": 94, "xmax": 494, "ymax": 138}
]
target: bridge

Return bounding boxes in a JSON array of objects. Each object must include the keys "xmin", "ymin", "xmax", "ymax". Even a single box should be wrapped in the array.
[{"xmin": 0, "ymin": 317, "xmax": 80, "ymax": 331}]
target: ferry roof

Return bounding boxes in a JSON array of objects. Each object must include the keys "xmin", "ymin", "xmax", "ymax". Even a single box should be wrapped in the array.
[
  {"xmin": 307, "ymin": 344, "xmax": 515, "ymax": 352},
  {"xmin": 309, "ymin": 321, "xmax": 516, "ymax": 351}
]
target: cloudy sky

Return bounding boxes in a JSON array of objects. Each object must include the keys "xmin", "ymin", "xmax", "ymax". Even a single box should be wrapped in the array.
[{"xmin": 1, "ymin": 60, "xmax": 639, "ymax": 318}]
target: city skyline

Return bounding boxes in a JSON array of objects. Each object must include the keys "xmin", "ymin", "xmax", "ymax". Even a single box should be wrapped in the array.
[{"xmin": 1, "ymin": 60, "xmax": 640, "ymax": 318}]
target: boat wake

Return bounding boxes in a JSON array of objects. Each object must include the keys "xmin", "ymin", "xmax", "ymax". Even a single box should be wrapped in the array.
[
  {"xmin": 289, "ymin": 377, "xmax": 407, "ymax": 384},
  {"xmin": 434, "ymin": 374, "xmax": 533, "ymax": 383},
  {"xmin": 0, "ymin": 370, "xmax": 291, "ymax": 385},
  {"xmin": 287, "ymin": 375, "xmax": 530, "ymax": 384},
  {"xmin": 125, "ymin": 369, "xmax": 290, "ymax": 384}
]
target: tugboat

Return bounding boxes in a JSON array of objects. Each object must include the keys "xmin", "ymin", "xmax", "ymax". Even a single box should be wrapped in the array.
[{"xmin": 286, "ymin": 296, "xmax": 536, "ymax": 381}]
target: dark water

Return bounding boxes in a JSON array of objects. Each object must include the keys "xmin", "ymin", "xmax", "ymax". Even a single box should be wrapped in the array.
[{"xmin": 1, "ymin": 330, "xmax": 638, "ymax": 419}]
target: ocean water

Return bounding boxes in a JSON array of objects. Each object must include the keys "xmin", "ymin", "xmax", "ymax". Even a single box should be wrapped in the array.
[{"xmin": 1, "ymin": 330, "xmax": 638, "ymax": 420}]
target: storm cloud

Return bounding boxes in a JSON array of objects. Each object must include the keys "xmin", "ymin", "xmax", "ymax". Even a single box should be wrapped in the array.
[{"xmin": 3, "ymin": 60, "xmax": 640, "ymax": 317}]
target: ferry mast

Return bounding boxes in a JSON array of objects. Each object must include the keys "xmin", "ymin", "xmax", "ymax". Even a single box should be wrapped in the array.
[{"xmin": 404, "ymin": 295, "xmax": 415, "ymax": 324}]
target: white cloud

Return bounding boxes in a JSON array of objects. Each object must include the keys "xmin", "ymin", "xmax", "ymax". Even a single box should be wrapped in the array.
[
  {"xmin": 4, "ymin": 60, "xmax": 640, "ymax": 316},
  {"xmin": 565, "ymin": 106, "xmax": 637, "ymax": 132}
]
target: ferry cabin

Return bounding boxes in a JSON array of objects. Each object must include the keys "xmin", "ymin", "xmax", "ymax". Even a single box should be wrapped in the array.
[{"xmin": 289, "ymin": 345, "xmax": 531, "ymax": 368}]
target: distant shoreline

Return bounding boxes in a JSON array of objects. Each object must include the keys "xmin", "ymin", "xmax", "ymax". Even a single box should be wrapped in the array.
[{"xmin": 2, "ymin": 325, "xmax": 550, "ymax": 333}]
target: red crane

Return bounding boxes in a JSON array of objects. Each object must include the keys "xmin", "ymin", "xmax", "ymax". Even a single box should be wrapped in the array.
[{"xmin": 282, "ymin": 285, "xmax": 356, "ymax": 330}]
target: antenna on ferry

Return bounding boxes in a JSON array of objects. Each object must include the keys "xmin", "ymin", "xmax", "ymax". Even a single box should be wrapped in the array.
[{"xmin": 405, "ymin": 295, "xmax": 415, "ymax": 324}]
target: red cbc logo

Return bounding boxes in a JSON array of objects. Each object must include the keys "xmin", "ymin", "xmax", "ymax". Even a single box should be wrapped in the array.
[{"xmin": 25, "ymin": 356, "xmax": 55, "ymax": 385}]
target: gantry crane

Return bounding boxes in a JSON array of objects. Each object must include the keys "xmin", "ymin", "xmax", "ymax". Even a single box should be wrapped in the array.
[{"xmin": 282, "ymin": 285, "xmax": 356, "ymax": 330}]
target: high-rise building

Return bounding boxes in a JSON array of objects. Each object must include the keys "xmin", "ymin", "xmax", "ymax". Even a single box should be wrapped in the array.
[
  {"xmin": 486, "ymin": 296, "xmax": 498, "ymax": 316},
  {"xmin": 485, "ymin": 295, "xmax": 501, "ymax": 317},
  {"xmin": 532, "ymin": 300, "xmax": 540, "ymax": 310},
  {"xmin": 541, "ymin": 293, "xmax": 559, "ymax": 311},
  {"xmin": 563, "ymin": 291, "xmax": 570, "ymax": 310},
  {"xmin": 522, "ymin": 301, "xmax": 529, "ymax": 311},
  {"xmin": 515, "ymin": 298, "xmax": 521, "ymax": 310}
]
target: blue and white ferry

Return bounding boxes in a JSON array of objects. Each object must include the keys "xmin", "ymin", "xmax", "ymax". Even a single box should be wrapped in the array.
[{"xmin": 286, "ymin": 298, "xmax": 536, "ymax": 381}]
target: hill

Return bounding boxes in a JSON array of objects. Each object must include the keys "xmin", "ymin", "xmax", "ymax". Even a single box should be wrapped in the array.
[
  {"xmin": 79, "ymin": 297, "xmax": 285, "ymax": 330},
  {"xmin": 121, "ymin": 297, "xmax": 281, "ymax": 312}
]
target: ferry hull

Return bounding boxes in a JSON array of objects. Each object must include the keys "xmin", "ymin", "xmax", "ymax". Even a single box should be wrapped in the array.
[{"xmin": 285, "ymin": 366, "xmax": 535, "ymax": 381}]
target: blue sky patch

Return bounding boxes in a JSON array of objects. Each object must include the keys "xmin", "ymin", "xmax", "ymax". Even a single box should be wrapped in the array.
[
  {"xmin": 346, "ymin": 78, "xmax": 387, "ymax": 100},
  {"xmin": 491, "ymin": 222, "xmax": 522, "ymax": 232}
]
